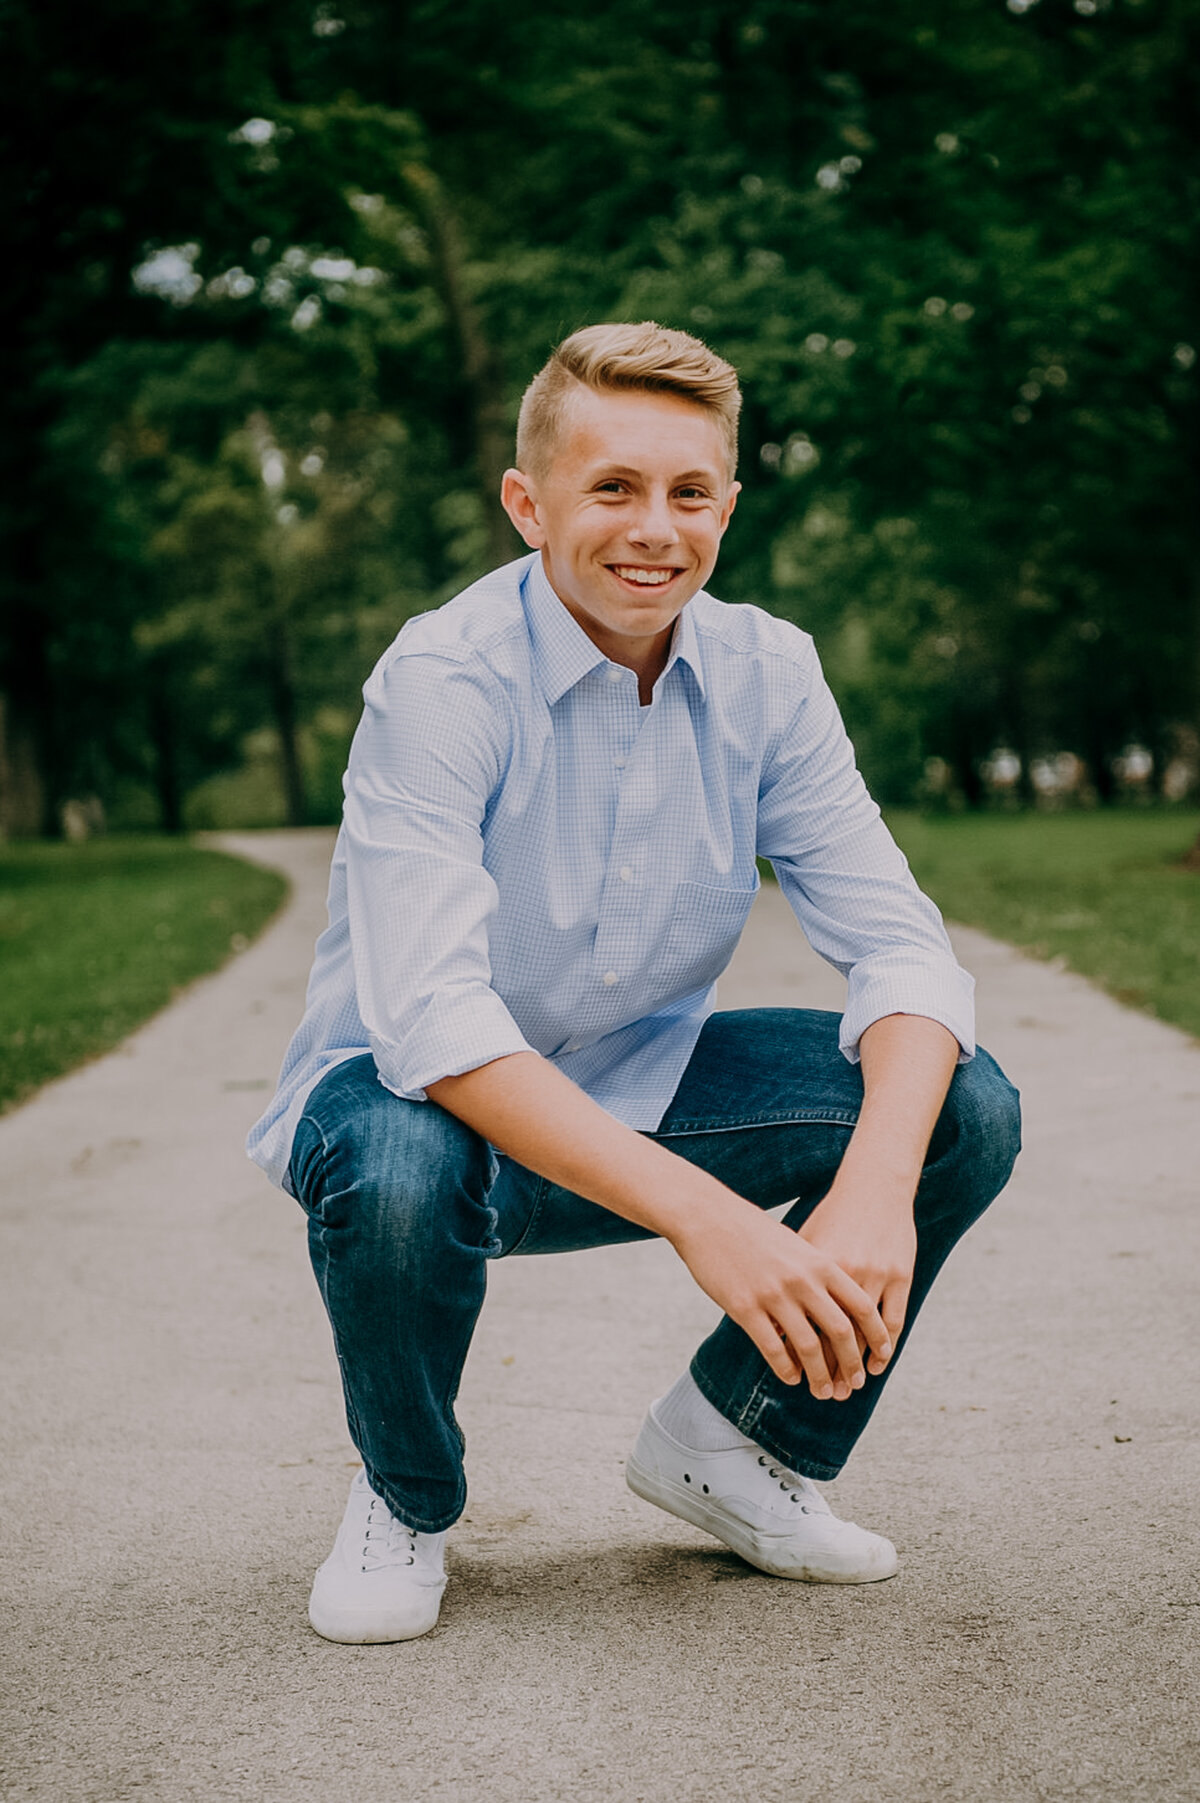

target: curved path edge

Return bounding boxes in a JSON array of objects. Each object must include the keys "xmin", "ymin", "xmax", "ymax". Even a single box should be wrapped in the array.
[{"xmin": 1, "ymin": 828, "xmax": 1196, "ymax": 1803}]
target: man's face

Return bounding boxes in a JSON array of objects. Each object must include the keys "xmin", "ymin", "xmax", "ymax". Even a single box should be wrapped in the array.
[{"xmin": 501, "ymin": 387, "xmax": 739, "ymax": 673}]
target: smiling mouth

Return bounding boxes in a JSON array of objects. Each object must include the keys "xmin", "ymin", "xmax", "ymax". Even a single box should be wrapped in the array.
[{"xmin": 609, "ymin": 565, "xmax": 679, "ymax": 587}]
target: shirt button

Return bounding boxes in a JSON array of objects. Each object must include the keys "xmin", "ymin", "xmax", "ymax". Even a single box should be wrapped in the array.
[
  {"xmin": 602, "ymin": 970, "xmax": 618, "ymax": 986},
  {"xmin": 568, "ymin": 1042, "xmax": 583, "ymax": 1053},
  {"xmin": 619, "ymin": 866, "xmax": 633, "ymax": 882},
  {"xmin": 614, "ymin": 758, "xmax": 626, "ymax": 769},
  {"xmin": 607, "ymin": 666, "xmax": 623, "ymax": 683}
]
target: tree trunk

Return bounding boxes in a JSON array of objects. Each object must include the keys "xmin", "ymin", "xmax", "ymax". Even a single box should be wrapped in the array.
[
  {"xmin": 146, "ymin": 674, "xmax": 183, "ymax": 834},
  {"xmin": 405, "ymin": 161, "xmax": 518, "ymax": 569},
  {"xmin": 1187, "ymin": 573, "xmax": 1200, "ymax": 868},
  {"xmin": 264, "ymin": 610, "xmax": 307, "ymax": 829},
  {"xmin": 946, "ymin": 711, "xmax": 985, "ymax": 807},
  {"xmin": 0, "ymin": 692, "xmax": 48, "ymax": 839}
]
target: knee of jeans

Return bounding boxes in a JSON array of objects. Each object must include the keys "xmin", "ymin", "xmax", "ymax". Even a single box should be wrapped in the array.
[
  {"xmin": 928, "ymin": 1048, "xmax": 1022, "ymax": 1209},
  {"xmin": 293, "ymin": 1088, "xmax": 494, "ymax": 1248}
]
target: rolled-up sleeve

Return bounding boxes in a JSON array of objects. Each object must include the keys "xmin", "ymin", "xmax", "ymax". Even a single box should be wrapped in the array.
[
  {"xmin": 342, "ymin": 647, "xmax": 534, "ymax": 1099},
  {"xmin": 756, "ymin": 644, "xmax": 975, "ymax": 1064}
]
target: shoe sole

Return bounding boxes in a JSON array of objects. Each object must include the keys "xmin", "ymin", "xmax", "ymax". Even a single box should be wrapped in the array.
[
  {"xmin": 307, "ymin": 1577, "xmax": 446, "ymax": 1644},
  {"xmin": 625, "ymin": 1455, "xmax": 898, "ymax": 1584}
]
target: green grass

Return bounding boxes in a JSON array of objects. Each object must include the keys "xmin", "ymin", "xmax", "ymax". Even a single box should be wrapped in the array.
[
  {"xmin": 885, "ymin": 808, "xmax": 1200, "ymax": 1041},
  {"xmin": 0, "ymin": 837, "xmax": 288, "ymax": 1113},
  {"xmin": 6, "ymin": 812, "xmax": 1198, "ymax": 1120}
]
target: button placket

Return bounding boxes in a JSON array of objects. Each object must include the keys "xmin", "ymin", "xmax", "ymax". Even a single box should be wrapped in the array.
[
  {"xmin": 593, "ymin": 679, "xmax": 652, "ymax": 990},
  {"xmin": 601, "ymin": 668, "xmax": 639, "ymax": 774}
]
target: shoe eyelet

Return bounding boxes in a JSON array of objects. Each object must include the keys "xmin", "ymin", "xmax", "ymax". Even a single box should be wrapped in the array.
[
  {"xmin": 683, "ymin": 1472, "xmax": 691, "ymax": 1483},
  {"xmin": 702, "ymin": 1484, "xmax": 709, "ymax": 1494}
]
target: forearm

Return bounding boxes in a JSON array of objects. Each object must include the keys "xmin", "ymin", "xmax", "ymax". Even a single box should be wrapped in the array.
[
  {"xmin": 429, "ymin": 1047, "xmax": 895, "ymax": 1396},
  {"xmin": 829, "ymin": 1013, "xmax": 960, "ymax": 1207},
  {"xmin": 797, "ymin": 1013, "xmax": 959, "ymax": 1382},
  {"xmin": 426, "ymin": 1051, "xmax": 736, "ymax": 1245}
]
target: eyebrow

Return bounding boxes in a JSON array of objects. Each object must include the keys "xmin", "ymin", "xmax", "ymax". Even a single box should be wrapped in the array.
[{"xmin": 589, "ymin": 464, "xmax": 721, "ymax": 484}]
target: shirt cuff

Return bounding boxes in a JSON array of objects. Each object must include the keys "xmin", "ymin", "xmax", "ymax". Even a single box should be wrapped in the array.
[
  {"xmin": 370, "ymin": 984, "xmax": 535, "ymax": 1101},
  {"xmin": 839, "ymin": 951, "xmax": 976, "ymax": 1065}
]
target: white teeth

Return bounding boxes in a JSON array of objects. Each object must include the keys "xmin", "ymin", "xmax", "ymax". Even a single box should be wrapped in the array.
[{"xmin": 613, "ymin": 567, "xmax": 673, "ymax": 585}]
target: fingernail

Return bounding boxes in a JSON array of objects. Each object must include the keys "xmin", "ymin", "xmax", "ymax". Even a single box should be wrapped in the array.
[
  {"xmin": 851, "ymin": 1371, "xmax": 865, "ymax": 1389},
  {"xmin": 880, "ymin": 1342, "xmax": 893, "ymax": 1359},
  {"xmin": 817, "ymin": 1384, "xmax": 833, "ymax": 1400}
]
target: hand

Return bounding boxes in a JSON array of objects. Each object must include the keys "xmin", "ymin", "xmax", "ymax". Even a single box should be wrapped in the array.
[
  {"xmin": 799, "ymin": 1184, "xmax": 917, "ymax": 1391},
  {"xmin": 671, "ymin": 1199, "xmax": 894, "ymax": 1399}
]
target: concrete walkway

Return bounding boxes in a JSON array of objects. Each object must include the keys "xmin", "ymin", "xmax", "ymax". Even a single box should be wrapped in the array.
[{"xmin": 2, "ymin": 827, "xmax": 1198, "ymax": 1803}]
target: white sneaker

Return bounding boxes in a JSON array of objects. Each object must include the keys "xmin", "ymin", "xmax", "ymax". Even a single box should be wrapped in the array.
[
  {"xmin": 626, "ymin": 1403, "xmax": 898, "ymax": 1584},
  {"xmin": 307, "ymin": 1469, "xmax": 448, "ymax": 1643}
]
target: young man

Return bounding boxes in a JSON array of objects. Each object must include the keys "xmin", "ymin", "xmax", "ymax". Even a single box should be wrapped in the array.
[{"xmin": 249, "ymin": 321, "xmax": 1020, "ymax": 1644}]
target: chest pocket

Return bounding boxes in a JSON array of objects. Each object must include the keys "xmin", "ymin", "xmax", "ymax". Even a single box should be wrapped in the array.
[{"xmin": 658, "ymin": 877, "xmax": 760, "ymax": 1001}]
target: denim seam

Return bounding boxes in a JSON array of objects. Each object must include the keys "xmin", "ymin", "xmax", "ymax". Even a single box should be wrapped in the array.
[
  {"xmin": 299, "ymin": 1122, "xmax": 377, "ymax": 1470},
  {"xmin": 307, "ymin": 1215, "xmax": 372, "ymax": 1465},
  {"xmin": 288, "ymin": 1105, "xmax": 330, "ymax": 1214},
  {"xmin": 656, "ymin": 1109, "xmax": 859, "ymax": 1137},
  {"xmin": 364, "ymin": 1464, "xmax": 466, "ymax": 1538},
  {"xmin": 498, "ymin": 1172, "xmax": 552, "ymax": 1258},
  {"xmin": 293, "ymin": 1105, "xmax": 472, "ymax": 1535}
]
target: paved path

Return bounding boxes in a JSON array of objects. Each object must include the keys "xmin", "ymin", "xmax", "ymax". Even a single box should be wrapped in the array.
[{"xmin": 2, "ymin": 828, "xmax": 1198, "ymax": 1803}]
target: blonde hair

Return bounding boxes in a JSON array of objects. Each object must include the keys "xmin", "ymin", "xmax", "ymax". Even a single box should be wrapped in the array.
[{"xmin": 516, "ymin": 321, "xmax": 741, "ymax": 480}]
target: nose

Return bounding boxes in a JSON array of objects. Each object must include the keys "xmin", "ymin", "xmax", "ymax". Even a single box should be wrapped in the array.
[{"xmin": 627, "ymin": 487, "xmax": 679, "ymax": 553}]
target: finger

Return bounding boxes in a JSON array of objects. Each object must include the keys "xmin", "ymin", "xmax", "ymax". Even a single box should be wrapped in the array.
[
  {"xmin": 768, "ymin": 1310, "xmax": 837, "ymax": 1400},
  {"xmin": 816, "ymin": 1328, "xmax": 854, "ymax": 1401},
  {"xmin": 828, "ymin": 1270, "xmax": 893, "ymax": 1371},
  {"xmin": 805, "ymin": 1286, "xmax": 874, "ymax": 1393},
  {"xmin": 745, "ymin": 1312, "xmax": 806, "ymax": 1388},
  {"xmin": 867, "ymin": 1279, "xmax": 910, "ymax": 1375},
  {"xmin": 809, "ymin": 1311, "xmax": 862, "ymax": 1397},
  {"xmin": 882, "ymin": 1278, "xmax": 910, "ymax": 1345}
]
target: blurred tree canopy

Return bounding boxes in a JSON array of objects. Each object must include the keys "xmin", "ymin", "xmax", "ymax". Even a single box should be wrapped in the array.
[{"xmin": 1, "ymin": 0, "xmax": 1197, "ymax": 833}]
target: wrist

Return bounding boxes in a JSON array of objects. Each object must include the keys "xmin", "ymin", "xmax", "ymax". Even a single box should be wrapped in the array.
[
  {"xmin": 819, "ymin": 1169, "xmax": 918, "ymax": 1217},
  {"xmin": 660, "ymin": 1172, "xmax": 756, "ymax": 1256}
]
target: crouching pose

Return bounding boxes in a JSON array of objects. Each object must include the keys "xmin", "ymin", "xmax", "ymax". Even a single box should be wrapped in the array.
[{"xmin": 249, "ymin": 321, "xmax": 1020, "ymax": 1642}]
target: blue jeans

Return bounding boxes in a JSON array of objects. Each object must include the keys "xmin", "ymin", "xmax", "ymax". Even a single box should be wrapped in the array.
[{"xmin": 287, "ymin": 1009, "xmax": 1021, "ymax": 1533}]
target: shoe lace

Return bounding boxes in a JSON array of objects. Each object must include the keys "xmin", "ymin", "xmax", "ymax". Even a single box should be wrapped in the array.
[
  {"xmin": 360, "ymin": 1491, "xmax": 418, "ymax": 1572},
  {"xmin": 756, "ymin": 1454, "xmax": 830, "ymax": 1516}
]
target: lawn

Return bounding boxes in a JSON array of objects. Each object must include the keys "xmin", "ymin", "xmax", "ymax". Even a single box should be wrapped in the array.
[
  {"xmin": 886, "ymin": 808, "xmax": 1200, "ymax": 1042},
  {"xmin": 0, "ymin": 837, "xmax": 287, "ymax": 1113},
  {"xmin": 5, "ymin": 812, "xmax": 1198, "ymax": 1120}
]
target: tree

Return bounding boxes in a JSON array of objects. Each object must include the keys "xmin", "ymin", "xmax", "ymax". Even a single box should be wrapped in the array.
[{"xmin": 4, "ymin": 0, "xmax": 1197, "ymax": 832}]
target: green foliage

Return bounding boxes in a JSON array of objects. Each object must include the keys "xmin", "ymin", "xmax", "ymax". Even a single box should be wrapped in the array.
[
  {"xmin": 2, "ymin": 0, "xmax": 1198, "ymax": 832},
  {"xmin": 890, "ymin": 808, "xmax": 1200, "ymax": 1040},
  {"xmin": 0, "ymin": 838, "xmax": 286, "ymax": 1111}
]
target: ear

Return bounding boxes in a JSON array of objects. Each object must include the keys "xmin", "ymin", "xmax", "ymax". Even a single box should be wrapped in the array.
[
  {"xmin": 501, "ymin": 468, "xmax": 546, "ymax": 549},
  {"xmin": 718, "ymin": 480, "xmax": 741, "ymax": 535}
]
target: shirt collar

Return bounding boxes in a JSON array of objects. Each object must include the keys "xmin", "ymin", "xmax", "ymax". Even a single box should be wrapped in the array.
[{"xmin": 521, "ymin": 553, "xmax": 707, "ymax": 705}]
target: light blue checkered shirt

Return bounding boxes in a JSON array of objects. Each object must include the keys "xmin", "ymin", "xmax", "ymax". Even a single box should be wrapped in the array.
[{"xmin": 248, "ymin": 553, "xmax": 974, "ymax": 1189}]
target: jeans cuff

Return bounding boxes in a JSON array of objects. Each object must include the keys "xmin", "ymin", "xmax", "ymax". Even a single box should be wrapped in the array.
[{"xmin": 688, "ymin": 1355, "xmax": 845, "ymax": 1484}]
